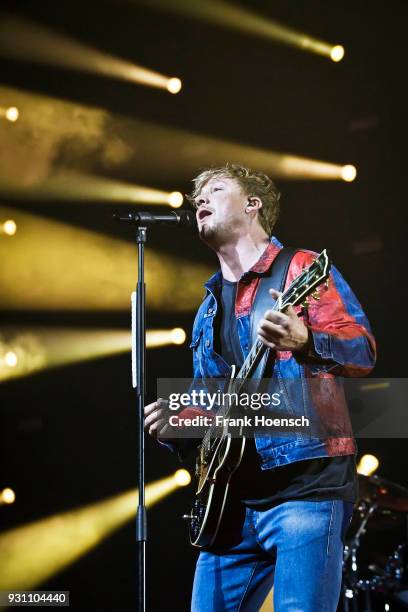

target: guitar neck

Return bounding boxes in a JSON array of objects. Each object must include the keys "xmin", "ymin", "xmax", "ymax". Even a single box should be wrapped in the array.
[
  {"xmin": 233, "ymin": 294, "xmax": 287, "ymax": 389},
  {"xmin": 206, "ymin": 296, "xmax": 285, "ymax": 430}
]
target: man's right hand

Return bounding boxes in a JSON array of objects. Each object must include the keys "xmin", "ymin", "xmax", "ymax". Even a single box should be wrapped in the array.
[{"xmin": 144, "ymin": 398, "xmax": 170, "ymax": 440}]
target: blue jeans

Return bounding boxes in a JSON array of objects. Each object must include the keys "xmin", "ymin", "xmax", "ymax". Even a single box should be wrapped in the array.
[{"xmin": 191, "ymin": 500, "xmax": 353, "ymax": 612}]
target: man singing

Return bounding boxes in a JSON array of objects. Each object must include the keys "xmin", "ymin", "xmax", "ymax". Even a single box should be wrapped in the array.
[{"xmin": 144, "ymin": 163, "xmax": 376, "ymax": 611}]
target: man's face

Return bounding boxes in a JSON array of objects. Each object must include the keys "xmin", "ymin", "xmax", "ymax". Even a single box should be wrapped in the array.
[{"xmin": 194, "ymin": 176, "xmax": 249, "ymax": 246}]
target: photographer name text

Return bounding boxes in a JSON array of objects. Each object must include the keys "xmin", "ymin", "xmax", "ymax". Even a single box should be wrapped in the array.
[{"xmin": 169, "ymin": 415, "xmax": 310, "ymax": 428}]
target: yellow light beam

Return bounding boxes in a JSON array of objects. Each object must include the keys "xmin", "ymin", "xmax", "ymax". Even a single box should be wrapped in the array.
[
  {"xmin": 0, "ymin": 488, "xmax": 16, "ymax": 506},
  {"xmin": 0, "ymin": 471, "xmax": 191, "ymax": 590},
  {"xmin": 360, "ymin": 382, "xmax": 390, "ymax": 392},
  {"xmin": 147, "ymin": 328, "xmax": 187, "ymax": 348},
  {"xmin": 0, "ymin": 206, "xmax": 211, "ymax": 312},
  {"xmin": 0, "ymin": 84, "xmax": 353, "ymax": 183},
  {"xmin": 0, "ymin": 326, "xmax": 187, "ymax": 382},
  {"xmin": 4, "ymin": 351, "xmax": 18, "ymax": 368},
  {"xmin": 174, "ymin": 469, "xmax": 191, "ymax": 486},
  {"xmin": 135, "ymin": 0, "xmax": 344, "ymax": 61},
  {"xmin": 341, "ymin": 165, "xmax": 357, "ymax": 182},
  {"xmin": 0, "ymin": 106, "xmax": 19, "ymax": 122},
  {"xmin": 0, "ymin": 171, "xmax": 183, "ymax": 207},
  {"xmin": 0, "ymin": 220, "xmax": 17, "ymax": 235},
  {"xmin": 0, "ymin": 15, "xmax": 182, "ymax": 93},
  {"xmin": 331, "ymin": 45, "xmax": 345, "ymax": 63},
  {"xmin": 14, "ymin": 147, "xmax": 354, "ymax": 186},
  {"xmin": 357, "ymin": 454, "xmax": 380, "ymax": 477}
]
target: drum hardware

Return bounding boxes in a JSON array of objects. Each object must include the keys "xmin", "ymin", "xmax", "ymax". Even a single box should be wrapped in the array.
[
  {"xmin": 342, "ymin": 502, "xmax": 379, "ymax": 611},
  {"xmin": 341, "ymin": 474, "xmax": 408, "ymax": 611}
]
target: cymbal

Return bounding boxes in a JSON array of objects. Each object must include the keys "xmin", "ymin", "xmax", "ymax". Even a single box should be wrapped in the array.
[{"xmin": 359, "ymin": 474, "xmax": 408, "ymax": 512}]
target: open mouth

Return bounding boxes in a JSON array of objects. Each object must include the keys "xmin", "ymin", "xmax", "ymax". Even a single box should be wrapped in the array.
[{"xmin": 198, "ymin": 208, "xmax": 213, "ymax": 222}]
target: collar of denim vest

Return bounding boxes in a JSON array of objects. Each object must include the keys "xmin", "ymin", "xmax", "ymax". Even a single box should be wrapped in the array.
[{"xmin": 204, "ymin": 235, "xmax": 283, "ymax": 292}]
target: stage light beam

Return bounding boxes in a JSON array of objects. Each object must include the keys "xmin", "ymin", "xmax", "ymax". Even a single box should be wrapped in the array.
[
  {"xmin": 0, "ymin": 326, "xmax": 187, "ymax": 382},
  {"xmin": 168, "ymin": 191, "xmax": 184, "ymax": 208},
  {"xmin": 1, "ymin": 220, "xmax": 17, "ymax": 236},
  {"xmin": 0, "ymin": 15, "xmax": 181, "ymax": 93},
  {"xmin": 4, "ymin": 351, "xmax": 18, "ymax": 368},
  {"xmin": 0, "ymin": 85, "xmax": 354, "ymax": 186},
  {"xmin": 357, "ymin": 454, "xmax": 380, "ymax": 476},
  {"xmin": 167, "ymin": 78, "xmax": 182, "ymax": 94},
  {"xmin": 360, "ymin": 382, "xmax": 390, "ymax": 392},
  {"xmin": 341, "ymin": 165, "xmax": 357, "ymax": 182},
  {"xmin": 0, "ymin": 473, "xmax": 188, "ymax": 590},
  {"xmin": 331, "ymin": 45, "xmax": 345, "ymax": 62},
  {"xmin": 6, "ymin": 107, "xmax": 19, "ymax": 122},
  {"xmin": 134, "ymin": 0, "xmax": 344, "ymax": 62},
  {"xmin": 0, "ymin": 172, "xmax": 184, "ymax": 206},
  {"xmin": 173, "ymin": 469, "xmax": 191, "ymax": 486},
  {"xmin": 1, "ymin": 106, "xmax": 19, "ymax": 122},
  {"xmin": 0, "ymin": 206, "xmax": 212, "ymax": 312},
  {"xmin": 0, "ymin": 488, "xmax": 16, "ymax": 505},
  {"xmin": 171, "ymin": 328, "xmax": 187, "ymax": 345},
  {"xmin": 146, "ymin": 328, "xmax": 187, "ymax": 349}
]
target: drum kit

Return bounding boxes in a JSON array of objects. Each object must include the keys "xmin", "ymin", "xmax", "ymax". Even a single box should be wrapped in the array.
[{"xmin": 341, "ymin": 474, "xmax": 408, "ymax": 611}]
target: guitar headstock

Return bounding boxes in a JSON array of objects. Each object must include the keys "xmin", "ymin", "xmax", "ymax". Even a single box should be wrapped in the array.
[{"xmin": 281, "ymin": 249, "xmax": 331, "ymax": 310}]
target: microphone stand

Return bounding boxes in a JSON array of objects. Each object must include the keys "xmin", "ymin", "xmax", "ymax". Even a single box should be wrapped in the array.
[
  {"xmin": 113, "ymin": 209, "xmax": 196, "ymax": 611},
  {"xmin": 134, "ymin": 224, "xmax": 147, "ymax": 612}
]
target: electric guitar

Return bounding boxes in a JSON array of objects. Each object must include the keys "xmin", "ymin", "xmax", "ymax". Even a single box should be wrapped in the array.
[{"xmin": 183, "ymin": 249, "xmax": 331, "ymax": 548}]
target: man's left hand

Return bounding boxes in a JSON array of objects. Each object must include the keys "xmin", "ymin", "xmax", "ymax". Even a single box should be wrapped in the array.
[{"xmin": 257, "ymin": 288, "xmax": 309, "ymax": 353}]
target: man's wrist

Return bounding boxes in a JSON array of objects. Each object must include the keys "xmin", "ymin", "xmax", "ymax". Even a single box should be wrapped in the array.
[{"xmin": 296, "ymin": 326, "xmax": 313, "ymax": 355}]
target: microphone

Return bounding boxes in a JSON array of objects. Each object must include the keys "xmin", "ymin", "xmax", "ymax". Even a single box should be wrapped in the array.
[{"xmin": 112, "ymin": 210, "xmax": 197, "ymax": 228}]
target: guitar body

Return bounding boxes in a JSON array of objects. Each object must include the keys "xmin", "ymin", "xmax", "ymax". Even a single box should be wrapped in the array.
[
  {"xmin": 185, "ymin": 364, "xmax": 247, "ymax": 548},
  {"xmin": 188, "ymin": 433, "xmax": 246, "ymax": 548}
]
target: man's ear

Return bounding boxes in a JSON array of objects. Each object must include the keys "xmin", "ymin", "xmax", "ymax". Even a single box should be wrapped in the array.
[{"xmin": 245, "ymin": 196, "xmax": 263, "ymax": 213}]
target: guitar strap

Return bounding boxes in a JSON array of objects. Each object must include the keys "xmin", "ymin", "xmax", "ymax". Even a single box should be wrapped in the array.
[{"xmin": 249, "ymin": 246, "xmax": 299, "ymax": 380}]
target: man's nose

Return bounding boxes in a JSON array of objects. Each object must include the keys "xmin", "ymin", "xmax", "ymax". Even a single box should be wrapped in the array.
[{"xmin": 197, "ymin": 195, "xmax": 209, "ymax": 207}]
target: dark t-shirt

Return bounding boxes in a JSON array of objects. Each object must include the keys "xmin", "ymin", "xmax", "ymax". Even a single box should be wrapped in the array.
[{"xmin": 217, "ymin": 277, "xmax": 357, "ymax": 506}]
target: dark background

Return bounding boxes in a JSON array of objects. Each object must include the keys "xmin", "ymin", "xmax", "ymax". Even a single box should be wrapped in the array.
[{"xmin": 0, "ymin": 1, "xmax": 406, "ymax": 610}]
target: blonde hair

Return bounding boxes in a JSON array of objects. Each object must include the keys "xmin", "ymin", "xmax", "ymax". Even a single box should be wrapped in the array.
[{"xmin": 188, "ymin": 163, "xmax": 280, "ymax": 236}]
